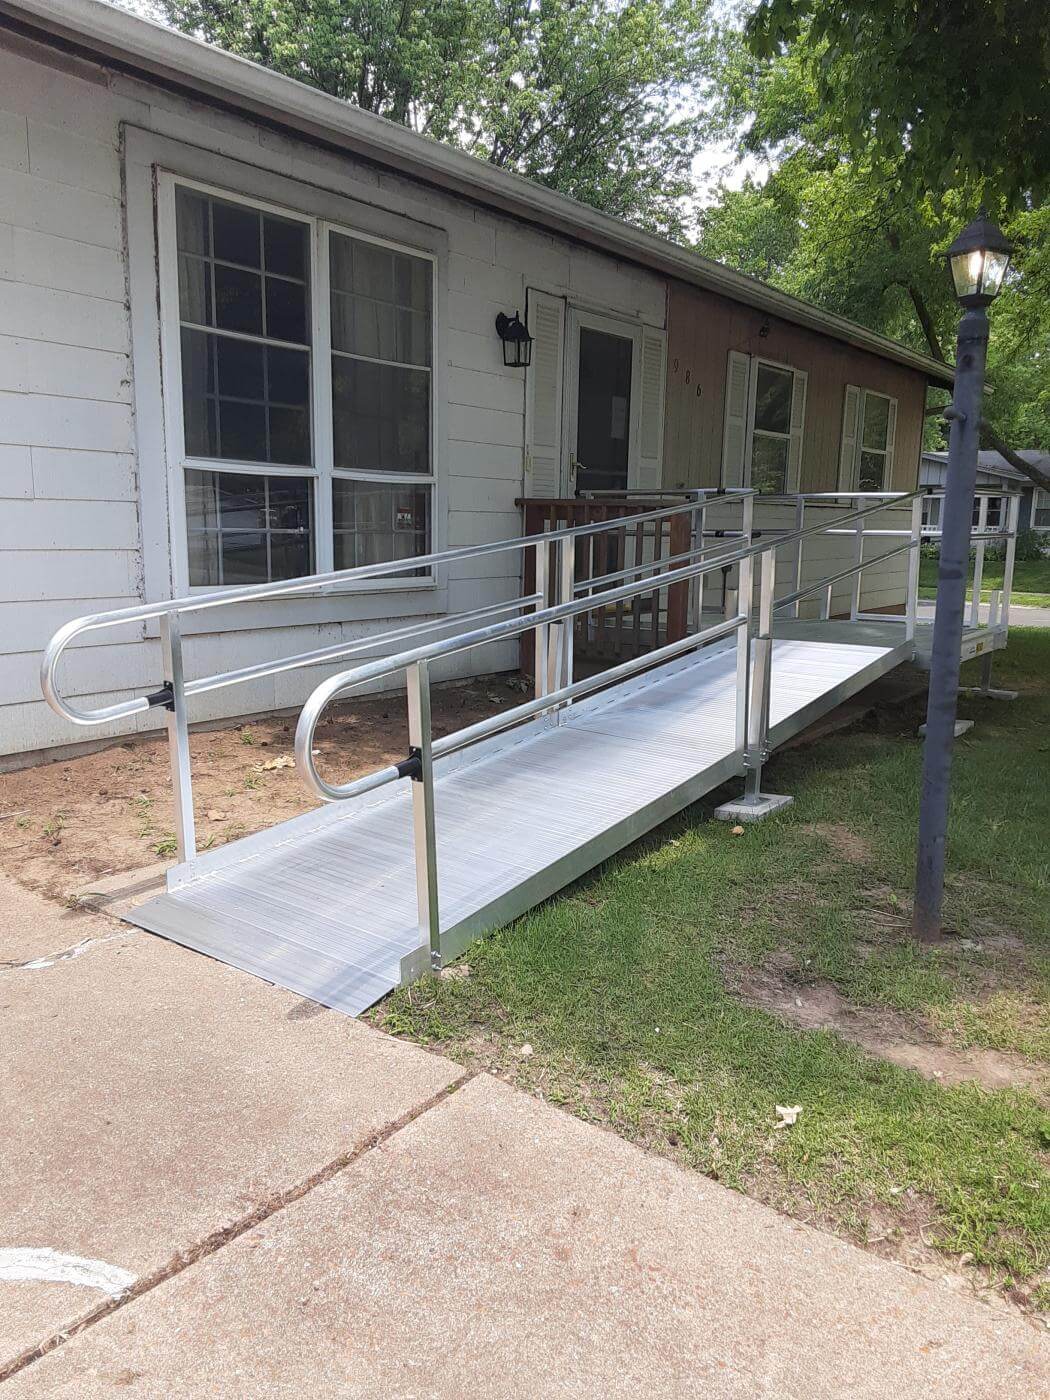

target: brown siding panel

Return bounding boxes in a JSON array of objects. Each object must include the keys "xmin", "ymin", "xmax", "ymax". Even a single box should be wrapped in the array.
[{"xmin": 663, "ymin": 282, "xmax": 929, "ymax": 494}]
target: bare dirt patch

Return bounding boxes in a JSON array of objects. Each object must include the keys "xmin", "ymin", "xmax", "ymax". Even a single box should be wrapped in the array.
[
  {"xmin": 739, "ymin": 959, "xmax": 1049, "ymax": 1098},
  {"xmin": 0, "ymin": 675, "xmax": 527, "ymax": 903},
  {"xmin": 801, "ymin": 821, "xmax": 873, "ymax": 865}
]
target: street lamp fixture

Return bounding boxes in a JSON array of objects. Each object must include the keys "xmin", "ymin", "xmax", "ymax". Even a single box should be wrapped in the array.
[
  {"xmin": 946, "ymin": 210, "xmax": 1013, "ymax": 307},
  {"xmin": 912, "ymin": 211, "xmax": 1013, "ymax": 943}
]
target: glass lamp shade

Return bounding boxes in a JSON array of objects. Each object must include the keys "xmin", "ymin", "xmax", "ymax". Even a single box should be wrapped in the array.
[{"xmin": 946, "ymin": 213, "xmax": 1013, "ymax": 307}]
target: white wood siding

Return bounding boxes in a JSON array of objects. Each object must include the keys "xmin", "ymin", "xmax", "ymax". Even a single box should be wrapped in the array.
[{"xmin": 0, "ymin": 31, "xmax": 665, "ymax": 758}]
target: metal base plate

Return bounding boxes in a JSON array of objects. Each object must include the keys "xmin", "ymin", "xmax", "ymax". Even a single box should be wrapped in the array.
[
  {"xmin": 918, "ymin": 719, "xmax": 974, "ymax": 737},
  {"xmin": 713, "ymin": 793, "xmax": 794, "ymax": 823},
  {"xmin": 959, "ymin": 687, "xmax": 1018, "ymax": 701}
]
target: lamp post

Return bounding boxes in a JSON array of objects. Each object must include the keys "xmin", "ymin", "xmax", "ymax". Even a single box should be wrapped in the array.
[{"xmin": 913, "ymin": 211, "xmax": 1013, "ymax": 943}]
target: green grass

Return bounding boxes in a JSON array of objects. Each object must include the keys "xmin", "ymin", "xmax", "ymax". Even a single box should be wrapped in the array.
[
  {"xmin": 919, "ymin": 555, "xmax": 1050, "ymax": 608},
  {"xmin": 374, "ymin": 631, "xmax": 1050, "ymax": 1296}
]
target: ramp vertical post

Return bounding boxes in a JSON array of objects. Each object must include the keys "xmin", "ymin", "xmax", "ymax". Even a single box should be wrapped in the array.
[
  {"xmin": 551, "ymin": 533, "xmax": 575, "ymax": 724},
  {"xmin": 792, "ymin": 497, "xmax": 805, "ymax": 619},
  {"xmin": 158, "ymin": 611, "xmax": 196, "ymax": 864},
  {"xmin": 406, "ymin": 659, "xmax": 441, "ymax": 970},
  {"xmin": 687, "ymin": 493, "xmax": 705, "ymax": 632},
  {"xmin": 1000, "ymin": 490, "xmax": 1020, "ymax": 630},
  {"xmin": 732, "ymin": 493, "xmax": 755, "ymax": 753},
  {"xmin": 716, "ymin": 546, "xmax": 792, "ymax": 823},
  {"xmin": 905, "ymin": 495, "xmax": 923, "ymax": 642},
  {"xmin": 970, "ymin": 494, "xmax": 988, "ymax": 627},
  {"xmin": 849, "ymin": 511, "xmax": 865, "ymax": 621},
  {"xmin": 534, "ymin": 527, "xmax": 550, "ymax": 704},
  {"xmin": 959, "ymin": 491, "xmax": 1019, "ymax": 700}
]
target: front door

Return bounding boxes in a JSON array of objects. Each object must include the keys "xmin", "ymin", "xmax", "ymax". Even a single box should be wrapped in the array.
[{"xmin": 565, "ymin": 311, "xmax": 638, "ymax": 496}]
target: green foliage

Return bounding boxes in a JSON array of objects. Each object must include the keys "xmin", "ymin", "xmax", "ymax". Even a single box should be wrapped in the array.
[
  {"xmin": 1013, "ymin": 529, "xmax": 1047, "ymax": 564},
  {"xmin": 161, "ymin": 0, "xmax": 716, "ymax": 237},
  {"xmin": 697, "ymin": 16, "xmax": 1050, "ymax": 454},
  {"xmin": 746, "ymin": 0, "xmax": 1050, "ymax": 206}
]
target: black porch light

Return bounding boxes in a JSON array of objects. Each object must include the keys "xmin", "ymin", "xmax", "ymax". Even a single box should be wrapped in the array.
[
  {"xmin": 946, "ymin": 210, "xmax": 1013, "ymax": 307},
  {"xmin": 495, "ymin": 309, "xmax": 533, "ymax": 368}
]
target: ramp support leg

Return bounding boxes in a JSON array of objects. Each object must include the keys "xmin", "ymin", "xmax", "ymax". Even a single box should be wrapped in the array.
[
  {"xmin": 159, "ymin": 612, "xmax": 196, "ymax": 863},
  {"xmin": 716, "ymin": 549, "xmax": 793, "ymax": 824},
  {"xmin": 959, "ymin": 649, "xmax": 1017, "ymax": 700},
  {"xmin": 406, "ymin": 659, "xmax": 442, "ymax": 971}
]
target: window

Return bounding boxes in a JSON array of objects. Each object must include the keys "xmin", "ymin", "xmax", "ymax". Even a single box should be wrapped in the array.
[
  {"xmin": 857, "ymin": 391, "xmax": 893, "ymax": 490},
  {"xmin": 922, "ymin": 496, "xmax": 942, "ymax": 531},
  {"xmin": 840, "ymin": 387, "xmax": 896, "ymax": 492},
  {"xmin": 722, "ymin": 353, "xmax": 806, "ymax": 494},
  {"xmin": 1033, "ymin": 489, "xmax": 1050, "ymax": 529},
  {"xmin": 328, "ymin": 231, "xmax": 433, "ymax": 570},
  {"xmin": 750, "ymin": 363, "xmax": 794, "ymax": 493},
  {"xmin": 972, "ymin": 495, "xmax": 1004, "ymax": 530},
  {"xmin": 168, "ymin": 180, "xmax": 436, "ymax": 587}
]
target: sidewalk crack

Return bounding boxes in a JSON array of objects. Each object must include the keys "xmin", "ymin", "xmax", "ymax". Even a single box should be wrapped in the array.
[{"xmin": 0, "ymin": 1067, "xmax": 476, "ymax": 1383}]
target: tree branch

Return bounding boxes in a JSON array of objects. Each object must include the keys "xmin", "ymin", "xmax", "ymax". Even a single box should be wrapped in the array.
[
  {"xmin": 979, "ymin": 420, "xmax": 1050, "ymax": 491},
  {"xmin": 910, "ymin": 279, "xmax": 1050, "ymax": 491},
  {"xmin": 906, "ymin": 285, "xmax": 944, "ymax": 362}
]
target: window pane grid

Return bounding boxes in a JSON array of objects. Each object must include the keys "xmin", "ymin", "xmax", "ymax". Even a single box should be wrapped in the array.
[
  {"xmin": 174, "ymin": 184, "xmax": 437, "ymax": 586},
  {"xmin": 179, "ymin": 247, "xmax": 306, "ymax": 288},
  {"xmin": 749, "ymin": 363, "xmax": 795, "ymax": 494},
  {"xmin": 333, "ymin": 479, "xmax": 431, "ymax": 576},
  {"xmin": 328, "ymin": 228, "xmax": 434, "ymax": 567},
  {"xmin": 186, "ymin": 469, "xmax": 314, "ymax": 585}
]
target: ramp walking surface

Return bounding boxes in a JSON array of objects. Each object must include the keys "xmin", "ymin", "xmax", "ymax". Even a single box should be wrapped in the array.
[
  {"xmin": 128, "ymin": 634, "xmax": 907, "ymax": 1016},
  {"xmin": 2, "ymin": 878, "xmax": 1046, "ymax": 1396}
]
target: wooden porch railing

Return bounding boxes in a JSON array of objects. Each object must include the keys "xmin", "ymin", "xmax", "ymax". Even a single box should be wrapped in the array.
[{"xmin": 516, "ymin": 497, "xmax": 693, "ymax": 673}]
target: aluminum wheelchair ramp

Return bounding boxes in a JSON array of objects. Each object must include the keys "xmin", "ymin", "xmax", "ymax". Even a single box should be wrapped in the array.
[{"xmin": 127, "ymin": 635, "xmax": 906, "ymax": 1017}]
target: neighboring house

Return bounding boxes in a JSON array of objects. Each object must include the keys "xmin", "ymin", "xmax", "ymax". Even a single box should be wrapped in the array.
[
  {"xmin": 0, "ymin": 0, "xmax": 953, "ymax": 764},
  {"xmin": 920, "ymin": 450, "xmax": 1050, "ymax": 539}
]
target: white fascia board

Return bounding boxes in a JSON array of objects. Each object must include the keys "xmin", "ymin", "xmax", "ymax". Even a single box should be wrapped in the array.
[{"xmin": 2, "ymin": 0, "xmax": 953, "ymax": 387}]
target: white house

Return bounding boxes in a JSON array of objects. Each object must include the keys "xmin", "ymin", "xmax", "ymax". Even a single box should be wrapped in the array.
[
  {"xmin": 0, "ymin": 0, "xmax": 953, "ymax": 767},
  {"xmin": 920, "ymin": 449, "xmax": 1050, "ymax": 540}
]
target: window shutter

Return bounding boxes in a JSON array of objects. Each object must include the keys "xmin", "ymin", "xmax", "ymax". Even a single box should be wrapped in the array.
[
  {"xmin": 838, "ymin": 384, "xmax": 861, "ymax": 490},
  {"xmin": 524, "ymin": 290, "xmax": 565, "ymax": 498},
  {"xmin": 632, "ymin": 325, "xmax": 667, "ymax": 490},
  {"xmin": 787, "ymin": 369, "xmax": 807, "ymax": 491},
  {"xmin": 883, "ymin": 395, "xmax": 898, "ymax": 488},
  {"xmin": 722, "ymin": 350, "xmax": 751, "ymax": 488}
]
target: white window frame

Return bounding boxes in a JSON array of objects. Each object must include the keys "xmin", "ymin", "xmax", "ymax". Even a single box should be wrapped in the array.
[
  {"xmin": 1032, "ymin": 487, "xmax": 1050, "ymax": 531},
  {"xmin": 922, "ymin": 495, "xmax": 943, "ymax": 532},
  {"xmin": 852, "ymin": 388, "xmax": 896, "ymax": 491},
  {"xmin": 974, "ymin": 494, "xmax": 1004, "ymax": 530},
  {"xmin": 744, "ymin": 356, "xmax": 805, "ymax": 494},
  {"xmin": 157, "ymin": 170, "xmax": 439, "ymax": 595}
]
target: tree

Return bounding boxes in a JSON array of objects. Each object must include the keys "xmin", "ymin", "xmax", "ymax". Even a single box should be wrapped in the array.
[
  {"xmin": 746, "ymin": 0, "xmax": 1050, "ymax": 206},
  {"xmin": 699, "ymin": 16, "xmax": 1050, "ymax": 483},
  {"xmin": 160, "ymin": 0, "xmax": 715, "ymax": 238}
]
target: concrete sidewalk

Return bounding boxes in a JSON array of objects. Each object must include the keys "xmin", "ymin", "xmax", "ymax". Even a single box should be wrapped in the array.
[{"xmin": 1, "ymin": 876, "xmax": 1046, "ymax": 1396}]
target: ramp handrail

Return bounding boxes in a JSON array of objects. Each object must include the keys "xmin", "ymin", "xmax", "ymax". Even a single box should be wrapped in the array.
[
  {"xmin": 42, "ymin": 485, "xmax": 945, "ymax": 891},
  {"xmin": 40, "ymin": 488, "xmax": 744, "ymax": 729},
  {"xmin": 295, "ymin": 489, "xmax": 929, "ymax": 973},
  {"xmin": 41, "ymin": 487, "xmax": 758, "ymax": 862}
]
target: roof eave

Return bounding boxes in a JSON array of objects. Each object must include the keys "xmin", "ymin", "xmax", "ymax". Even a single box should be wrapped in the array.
[{"xmin": 1, "ymin": 0, "xmax": 955, "ymax": 387}]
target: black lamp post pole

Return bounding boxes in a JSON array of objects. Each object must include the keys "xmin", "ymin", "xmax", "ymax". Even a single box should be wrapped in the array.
[{"xmin": 912, "ymin": 305, "xmax": 988, "ymax": 942}]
